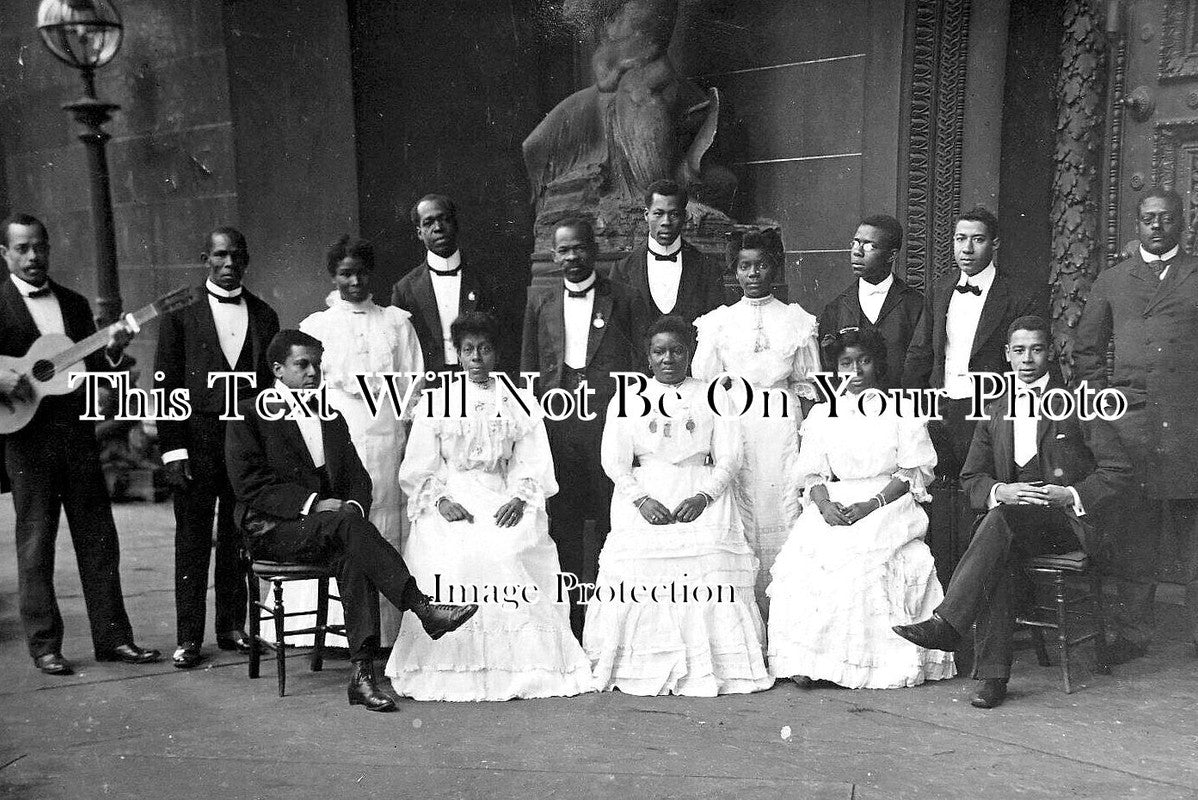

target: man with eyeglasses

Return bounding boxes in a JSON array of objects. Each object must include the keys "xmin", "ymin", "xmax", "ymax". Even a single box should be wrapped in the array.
[
  {"xmin": 817, "ymin": 215, "xmax": 923, "ymax": 388},
  {"xmin": 1075, "ymin": 187, "xmax": 1198, "ymax": 665}
]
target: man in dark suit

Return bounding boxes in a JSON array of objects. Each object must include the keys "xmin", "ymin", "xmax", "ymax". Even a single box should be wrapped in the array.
[
  {"xmin": 0, "ymin": 213, "xmax": 160, "ymax": 675},
  {"xmin": 154, "ymin": 227, "xmax": 280, "ymax": 668},
  {"xmin": 391, "ymin": 194, "xmax": 491, "ymax": 374},
  {"xmin": 903, "ymin": 206, "xmax": 1043, "ymax": 478},
  {"xmin": 894, "ymin": 316, "xmax": 1132, "ymax": 708},
  {"xmin": 225, "ymin": 329, "xmax": 476, "ymax": 711},
  {"xmin": 609, "ymin": 179, "xmax": 724, "ymax": 326},
  {"xmin": 818, "ymin": 214, "xmax": 924, "ymax": 389},
  {"xmin": 1075, "ymin": 188, "xmax": 1198, "ymax": 664},
  {"xmin": 522, "ymin": 218, "xmax": 647, "ymax": 637}
]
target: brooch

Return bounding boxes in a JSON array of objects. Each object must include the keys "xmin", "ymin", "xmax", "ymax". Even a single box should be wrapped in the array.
[{"xmin": 593, "ymin": 316, "xmax": 605, "ymax": 329}]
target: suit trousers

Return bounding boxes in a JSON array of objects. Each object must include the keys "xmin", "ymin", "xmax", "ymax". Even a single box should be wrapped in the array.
[
  {"xmin": 173, "ymin": 413, "xmax": 246, "ymax": 645},
  {"xmin": 936, "ymin": 505, "xmax": 1078, "ymax": 680},
  {"xmin": 929, "ymin": 398, "xmax": 978, "ymax": 482},
  {"xmin": 1106, "ymin": 494, "xmax": 1198, "ymax": 646},
  {"xmin": 247, "ymin": 508, "xmax": 416, "ymax": 661},
  {"xmin": 6, "ymin": 414, "xmax": 134, "ymax": 657}
]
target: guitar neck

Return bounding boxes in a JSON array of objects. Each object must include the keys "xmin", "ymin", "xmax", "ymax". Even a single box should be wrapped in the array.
[{"xmin": 51, "ymin": 304, "xmax": 162, "ymax": 372}]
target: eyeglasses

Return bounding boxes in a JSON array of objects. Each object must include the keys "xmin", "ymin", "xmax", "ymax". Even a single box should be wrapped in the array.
[
  {"xmin": 850, "ymin": 238, "xmax": 888, "ymax": 253},
  {"xmin": 1139, "ymin": 213, "xmax": 1178, "ymax": 226}
]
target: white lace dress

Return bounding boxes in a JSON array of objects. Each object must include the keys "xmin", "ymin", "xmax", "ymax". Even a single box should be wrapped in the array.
[
  {"xmin": 766, "ymin": 398, "xmax": 956, "ymax": 688},
  {"xmin": 384, "ymin": 383, "xmax": 595, "ymax": 700},
  {"xmin": 584, "ymin": 378, "xmax": 774, "ymax": 696},
  {"xmin": 692, "ymin": 295, "xmax": 821, "ymax": 618},
  {"xmin": 284, "ymin": 292, "xmax": 423, "ymax": 646}
]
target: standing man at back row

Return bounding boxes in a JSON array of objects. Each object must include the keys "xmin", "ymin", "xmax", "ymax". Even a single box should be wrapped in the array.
[
  {"xmin": 155, "ymin": 227, "xmax": 279, "ymax": 669},
  {"xmin": 610, "ymin": 179, "xmax": 724, "ymax": 326},
  {"xmin": 392, "ymin": 194, "xmax": 490, "ymax": 375},
  {"xmin": 1074, "ymin": 187, "xmax": 1198, "ymax": 665},
  {"xmin": 818, "ymin": 214, "xmax": 924, "ymax": 388}
]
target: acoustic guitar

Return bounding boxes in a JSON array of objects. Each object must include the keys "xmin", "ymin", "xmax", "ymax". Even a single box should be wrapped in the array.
[{"xmin": 0, "ymin": 286, "xmax": 197, "ymax": 434}]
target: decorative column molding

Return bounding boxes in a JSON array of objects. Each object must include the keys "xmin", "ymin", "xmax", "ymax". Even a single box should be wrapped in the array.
[
  {"xmin": 903, "ymin": 0, "xmax": 972, "ymax": 291},
  {"xmin": 1049, "ymin": 0, "xmax": 1108, "ymax": 380}
]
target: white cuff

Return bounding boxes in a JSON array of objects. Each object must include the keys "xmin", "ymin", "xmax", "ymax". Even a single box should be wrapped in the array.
[
  {"xmin": 162, "ymin": 449, "xmax": 188, "ymax": 464},
  {"xmin": 301, "ymin": 493, "xmax": 318, "ymax": 516},
  {"xmin": 1067, "ymin": 486, "xmax": 1085, "ymax": 517},
  {"xmin": 345, "ymin": 500, "xmax": 365, "ymax": 518},
  {"xmin": 988, "ymin": 483, "xmax": 1001, "ymax": 509}
]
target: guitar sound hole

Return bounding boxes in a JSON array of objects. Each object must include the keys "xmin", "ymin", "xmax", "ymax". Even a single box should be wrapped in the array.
[{"xmin": 30, "ymin": 360, "xmax": 55, "ymax": 383}]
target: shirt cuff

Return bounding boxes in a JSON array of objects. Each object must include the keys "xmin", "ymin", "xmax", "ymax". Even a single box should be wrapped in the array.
[
  {"xmin": 301, "ymin": 493, "xmax": 318, "ymax": 516},
  {"xmin": 1067, "ymin": 486, "xmax": 1085, "ymax": 517},
  {"xmin": 988, "ymin": 483, "xmax": 1001, "ymax": 509},
  {"xmin": 162, "ymin": 449, "xmax": 188, "ymax": 464},
  {"xmin": 345, "ymin": 500, "xmax": 365, "ymax": 518}
]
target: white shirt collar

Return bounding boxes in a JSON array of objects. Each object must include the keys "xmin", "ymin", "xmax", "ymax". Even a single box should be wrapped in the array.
[
  {"xmin": 10, "ymin": 273, "xmax": 49, "ymax": 297},
  {"xmin": 326, "ymin": 289, "xmax": 373, "ymax": 313},
  {"xmin": 1014, "ymin": 372, "xmax": 1051, "ymax": 391},
  {"xmin": 858, "ymin": 273, "xmax": 893, "ymax": 296},
  {"xmin": 563, "ymin": 271, "xmax": 597, "ymax": 294},
  {"xmin": 957, "ymin": 262, "xmax": 996, "ymax": 291},
  {"xmin": 1139, "ymin": 244, "xmax": 1180, "ymax": 263},
  {"xmin": 206, "ymin": 278, "xmax": 243, "ymax": 299},
  {"xmin": 646, "ymin": 237, "xmax": 683, "ymax": 257},
  {"xmin": 427, "ymin": 250, "xmax": 462, "ymax": 273}
]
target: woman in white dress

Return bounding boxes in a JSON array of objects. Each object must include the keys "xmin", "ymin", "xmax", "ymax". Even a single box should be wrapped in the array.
[
  {"xmin": 692, "ymin": 231, "xmax": 821, "ymax": 618},
  {"xmin": 288, "ymin": 236, "xmax": 424, "ymax": 646},
  {"xmin": 585, "ymin": 315, "xmax": 773, "ymax": 697},
  {"xmin": 385, "ymin": 312, "xmax": 594, "ymax": 700},
  {"xmin": 767, "ymin": 328, "xmax": 955, "ymax": 689}
]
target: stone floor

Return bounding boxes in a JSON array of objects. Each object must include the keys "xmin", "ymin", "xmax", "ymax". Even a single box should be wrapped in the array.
[{"xmin": 1, "ymin": 500, "xmax": 1196, "ymax": 799}]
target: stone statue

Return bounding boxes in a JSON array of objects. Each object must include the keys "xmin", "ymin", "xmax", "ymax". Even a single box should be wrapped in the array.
[{"xmin": 523, "ymin": 0, "xmax": 737, "ymax": 253}]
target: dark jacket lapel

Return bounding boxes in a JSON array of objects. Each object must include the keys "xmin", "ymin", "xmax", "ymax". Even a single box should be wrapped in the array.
[
  {"xmin": 411, "ymin": 267, "xmax": 443, "ymax": 351},
  {"xmin": 875, "ymin": 276, "xmax": 906, "ymax": 323},
  {"xmin": 0, "ymin": 279, "xmax": 38, "ymax": 353},
  {"xmin": 586, "ymin": 278, "xmax": 613, "ymax": 366},
  {"xmin": 460, "ymin": 267, "xmax": 481, "ymax": 313},
  {"xmin": 1144, "ymin": 256, "xmax": 1196, "ymax": 315},
  {"xmin": 671, "ymin": 241, "xmax": 700, "ymax": 315},
  {"xmin": 193, "ymin": 290, "xmax": 225, "ymax": 366},
  {"xmin": 971, "ymin": 273, "xmax": 1010, "ymax": 357}
]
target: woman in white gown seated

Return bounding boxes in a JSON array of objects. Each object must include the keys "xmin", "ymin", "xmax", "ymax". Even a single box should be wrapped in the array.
[
  {"xmin": 385, "ymin": 312, "xmax": 594, "ymax": 701},
  {"xmin": 585, "ymin": 315, "xmax": 774, "ymax": 697},
  {"xmin": 767, "ymin": 328, "xmax": 955, "ymax": 689}
]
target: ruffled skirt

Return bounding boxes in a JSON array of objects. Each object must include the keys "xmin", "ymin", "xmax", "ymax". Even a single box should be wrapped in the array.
[
  {"xmin": 584, "ymin": 461, "xmax": 774, "ymax": 696},
  {"xmin": 384, "ymin": 472, "xmax": 594, "ymax": 701},
  {"xmin": 766, "ymin": 476, "xmax": 956, "ymax": 689}
]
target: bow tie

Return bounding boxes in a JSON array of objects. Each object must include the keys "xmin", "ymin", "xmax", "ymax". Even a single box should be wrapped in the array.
[
  {"xmin": 208, "ymin": 290, "xmax": 242, "ymax": 304},
  {"xmin": 25, "ymin": 284, "xmax": 52, "ymax": 299},
  {"xmin": 862, "ymin": 284, "xmax": 888, "ymax": 296},
  {"xmin": 1148, "ymin": 258, "xmax": 1171, "ymax": 276},
  {"xmin": 429, "ymin": 266, "xmax": 461, "ymax": 277},
  {"xmin": 566, "ymin": 287, "xmax": 593, "ymax": 299},
  {"xmin": 651, "ymin": 249, "xmax": 680, "ymax": 262},
  {"xmin": 954, "ymin": 282, "xmax": 981, "ymax": 296}
]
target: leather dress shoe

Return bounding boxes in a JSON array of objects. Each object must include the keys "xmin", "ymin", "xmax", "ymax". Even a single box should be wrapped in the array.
[
  {"xmin": 1106, "ymin": 637, "xmax": 1148, "ymax": 666},
  {"xmin": 347, "ymin": 660, "xmax": 396, "ymax": 712},
  {"xmin": 892, "ymin": 614, "xmax": 961, "ymax": 652},
  {"xmin": 95, "ymin": 643, "xmax": 162, "ymax": 664},
  {"xmin": 173, "ymin": 643, "xmax": 204, "ymax": 669},
  {"xmin": 410, "ymin": 596, "xmax": 479, "ymax": 640},
  {"xmin": 216, "ymin": 630, "xmax": 252, "ymax": 653},
  {"xmin": 34, "ymin": 653, "xmax": 74, "ymax": 676},
  {"xmin": 970, "ymin": 678, "xmax": 1008, "ymax": 709}
]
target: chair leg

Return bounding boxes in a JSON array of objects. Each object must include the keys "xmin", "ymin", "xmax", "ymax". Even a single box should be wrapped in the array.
[
  {"xmin": 1030, "ymin": 625, "xmax": 1051, "ymax": 667},
  {"xmin": 1091, "ymin": 571, "xmax": 1112, "ymax": 675},
  {"xmin": 273, "ymin": 579, "xmax": 287, "ymax": 697},
  {"xmin": 247, "ymin": 570, "xmax": 261, "ymax": 680},
  {"xmin": 311, "ymin": 576, "xmax": 329, "ymax": 673},
  {"xmin": 1053, "ymin": 571, "xmax": 1072, "ymax": 694}
]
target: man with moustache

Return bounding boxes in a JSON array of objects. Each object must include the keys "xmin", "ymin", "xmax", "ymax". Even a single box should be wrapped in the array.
[
  {"xmin": 818, "ymin": 214, "xmax": 924, "ymax": 388},
  {"xmin": 903, "ymin": 206, "xmax": 1042, "ymax": 478},
  {"xmin": 391, "ymin": 194, "xmax": 490, "ymax": 374},
  {"xmin": 522, "ymin": 218, "xmax": 647, "ymax": 637},
  {"xmin": 610, "ymin": 179, "xmax": 724, "ymax": 325},
  {"xmin": 894, "ymin": 316, "xmax": 1132, "ymax": 708},
  {"xmin": 0, "ymin": 212, "xmax": 160, "ymax": 675},
  {"xmin": 154, "ymin": 227, "xmax": 279, "ymax": 668},
  {"xmin": 1075, "ymin": 188, "xmax": 1198, "ymax": 664}
]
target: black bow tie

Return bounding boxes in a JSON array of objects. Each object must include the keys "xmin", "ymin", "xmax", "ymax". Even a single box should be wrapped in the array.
[
  {"xmin": 954, "ymin": 282, "xmax": 981, "ymax": 296},
  {"xmin": 208, "ymin": 290, "xmax": 242, "ymax": 304},
  {"xmin": 26, "ymin": 284, "xmax": 52, "ymax": 299},
  {"xmin": 566, "ymin": 286, "xmax": 593, "ymax": 299},
  {"xmin": 429, "ymin": 266, "xmax": 461, "ymax": 277},
  {"xmin": 651, "ymin": 249, "xmax": 680, "ymax": 262}
]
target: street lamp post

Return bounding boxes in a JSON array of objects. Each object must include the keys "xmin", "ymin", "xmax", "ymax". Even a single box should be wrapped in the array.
[{"xmin": 36, "ymin": 0, "xmax": 124, "ymax": 326}]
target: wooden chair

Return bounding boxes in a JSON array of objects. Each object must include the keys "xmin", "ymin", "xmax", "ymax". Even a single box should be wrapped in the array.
[
  {"xmin": 246, "ymin": 560, "xmax": 346, "ymax": 697},
  {"xmin": 1015, "ymin": 550, "xmax": 1110, "ymax": 693}
]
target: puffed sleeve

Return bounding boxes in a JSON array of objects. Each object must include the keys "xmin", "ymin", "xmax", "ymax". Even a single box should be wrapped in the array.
[
  {"xmin": 787, "ymin": 310, "xmax": 822, "ymax": 402},
  {"xmin": 690, "ymin": 308, "xmax": 725, "ymax": 381},
  {"xmin": 601, "ymin": 396, "xmax": 648, "ymax": 503},
  {"xmin": 791, "ymin": 406, "xmax": 835, "ymax": 505},
  {"xmin": 385, "ymin": 306, "xmax": 426, "ymax": 420},
  {"xmin": 694, "ymin": 413, "xmax": 741, "ymax": 500},
  {"xmin": 893, "ymin": 418, "xmax": 937, "ymax": 502},
  {"xmin": 397, "ymin": 412, "xmax": 448, "ymax": 520},
  {"xmin": 505, "ymin": 417, "xmax": 558, "ymax": 510}
]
